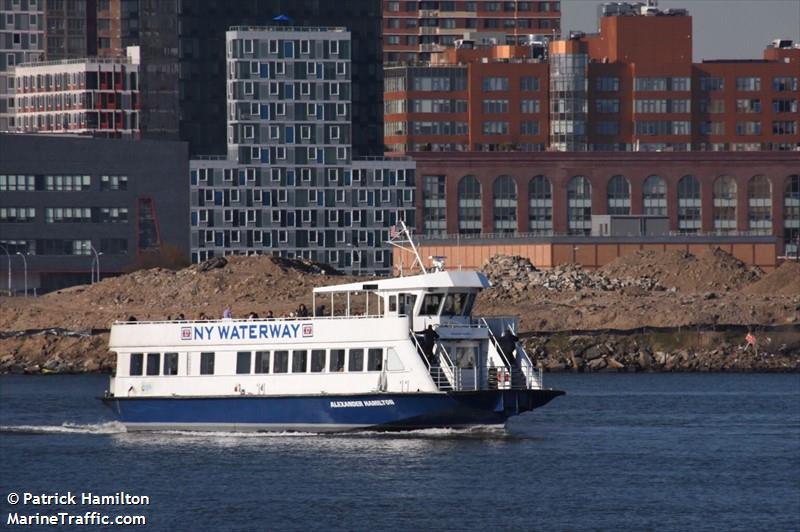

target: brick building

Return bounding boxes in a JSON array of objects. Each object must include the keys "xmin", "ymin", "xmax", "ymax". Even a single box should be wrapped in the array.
[
  {"xmin": 384, "ymin": 3, "xmax": 800, "ymax": 153},
  {"xmin": 9, "ymin": 51, "xmax": 140, "ymax": 138},
  {"xmin": 411, "ymin": 151, "xmax": 800, "ymax": 257},
  {"xmin": 383, "ymin": 0, "xmax": 562, "ymax": 63}
]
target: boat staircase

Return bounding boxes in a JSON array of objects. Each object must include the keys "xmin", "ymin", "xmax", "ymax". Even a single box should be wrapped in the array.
[
  {"xmin": 481, "ymin": 318, "xmax": 542, "ymax": 390},
  {"xmin": 410, "ymin": 330, "xmax": 456, "ymax": 391}
]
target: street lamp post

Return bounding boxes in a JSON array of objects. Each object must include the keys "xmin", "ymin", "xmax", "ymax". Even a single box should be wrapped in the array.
[
  {"xmin": 0, "ymin": 245, "xmax": 10, "ymax": 296},
  {"xmin": 90, "ymin": 245, "xmax": 102, "ymax": 284},
  {"xmin": 15, "ymin": 252, "xmax": 27, "ymax": 297}
]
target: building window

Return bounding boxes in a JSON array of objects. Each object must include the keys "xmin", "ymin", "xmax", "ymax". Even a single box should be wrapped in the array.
[
  {"xmin": 713, "ymin": 176, "xmax": 737, "ymax": 233},
  {"xmin": 773, "ymin": 77, "xmax": 798, "ymax": 92},
  {"xmin": 634, "ymin": 77, "xmax": 667, "ymax": 91},
  {"xmin": 520, "ymin": 121, "xmax": 539, "ymax": 135},
  {"xmin": 773, "ymin": 99, "xmax": 798, "ymax": 113},
  {"xmin": 595, "ymin": 99, "xmax": 619, "ymax": 113},
  {"xmin": 596, "ymin": 77, "xmax": 619, "ymax": 92},
  {"xmin": 482, "ymin": 77, "xmax": 509, "ymax": 91},
  {"xmin": 678, "ymin": 175, "xmax": 701, "ymax": 233},
  {"xmin": 482, "ymin": 121, "xmax": 508, "ymax": 135},
  {"xmin": 643, "ymin": 175, "xmax": 667, "ymax": 216},
  {"xmin": 699, "ymin": 77, "xmax": 724, "ymax": 91},
  {"xmin": 520, "ymin": 99, "xmax": 540, "ymax": 113},
  {"xmin": 736, "ymin": 121, "xmax": 762, "ymax": 135},
  {"xmin": 520, "ymin": 77, "xmax": 539, "ymax": 91},
  {"xmin": 482, "ymin": 99, "xmax": 508, "ymax": 113},
  {"xmin": 567, "ymin": 176, "xmax": 591, "ymax": 235},
  {"xmin": 458, "ymin": 175, "xmax": 481, "ymax": 234},
  {"xmin": 772, "ymin": 121, "xmax": 797, "ymax": 135},
  {"xmin": 607, "ymin": 175, "xmax": 631, "ymax": 215},
  {"xmin": 736, "ymin": 99, "xmax": 761, "ymax": 113},
  {"xmin": 785, "ymin": 175, "xmax": 800, "ymax": 256},
  {"xmin": 594, "ymin": 121, "xmax": 619, "ymax": 135},
  {"xmin": 529, "ymin": 175, "xmax": 552, "ymax": 234},
  {"xmin": 736, "ymin": 77, "xmax": 761, "ymax": 91},
  {"xmin": 747, "ymin": 175, "xmax": 772, "ymax": 234},
  {"xmin": 423, "ymin": 175, "xmax": 446, "ymax": 236},
  {"xmin": 493, "ymin": 175, "xmax": 517, "ymax": 234}
]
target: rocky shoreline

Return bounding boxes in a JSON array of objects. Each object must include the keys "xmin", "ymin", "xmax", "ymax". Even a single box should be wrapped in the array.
[{"xmin": 1, "ymin": 326, "xmax": 797, "ymax": 375}]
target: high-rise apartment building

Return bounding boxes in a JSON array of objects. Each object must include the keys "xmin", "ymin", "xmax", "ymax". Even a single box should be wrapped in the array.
[
  {"xmin": 383, "ymin": 0, "xmax": 562, "ymax": 63},
  {"xmin": 9, "ymin": 51, "xmax": 140, "ymax": 138},
  {"xmin": 190, "ymin": 27, "xmax": 416, "ymax": 275},
  {"xmin": 385, "ymin": 3, "xmax": 800, "ymax": 153},
  {"xmin": 0, "ymin": 0, "xmax": 44, "ymax": 131}
]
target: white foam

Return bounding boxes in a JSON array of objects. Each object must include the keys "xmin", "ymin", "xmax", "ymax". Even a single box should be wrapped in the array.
[{"xmin": 0, "ymin": 421, "xmax": 127, "ymax": 435}]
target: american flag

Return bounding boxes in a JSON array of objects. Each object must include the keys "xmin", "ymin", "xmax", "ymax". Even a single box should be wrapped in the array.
[{"xmin": 389, "ymin": 225, "xmax": 399, "ymax": 238}]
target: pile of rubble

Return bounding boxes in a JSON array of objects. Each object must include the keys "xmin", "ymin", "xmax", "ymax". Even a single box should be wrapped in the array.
[{"xmin": 482, "ymin": 255, "xmax": 663, "ymax": 298}]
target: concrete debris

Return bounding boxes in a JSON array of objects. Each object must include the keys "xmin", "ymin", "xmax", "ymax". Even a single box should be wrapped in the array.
[{"xmin": 482, "ymin": 255, "xmax": 664, "ymax": 297}]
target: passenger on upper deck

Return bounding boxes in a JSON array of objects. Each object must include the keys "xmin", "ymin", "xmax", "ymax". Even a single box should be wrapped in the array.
[
  {"xmin": 315, "ymin": 304, "xmax": 326, "ymax": 317},
  {"xmin": 297, "ymin": 304, "xmax": 309, "ymax": 317}
]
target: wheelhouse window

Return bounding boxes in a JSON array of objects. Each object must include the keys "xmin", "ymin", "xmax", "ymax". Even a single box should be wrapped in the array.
[
  {"xmin": 292, "ymin": 350, "xmax": 308, "ymax": 373},
  {"xmin": 146, "ymin": 353, "xmax": 160, "ymax": 376},
  {"xmin": 254, "ymin": 351, "xmax": 270, "ymax": 373},
  {"xmin": 273, "ymin": 350, "xmax": 289, "ymax": 373},
  {"xmin": 441, "ymin": 292, "xmax": 476, "ymax": 316},
  {"xmin": 200, "ymin": 352, "xmax": 215, "ymax": 375},
  {"xmin": 348, "ymin": 349, "xmax": 364, "ymax": 372},
  {"xmin": 329, "ymin": 349, "xmax": 345, "ymax": 372},
  {"xmin": 420, "ymin": 293, "xmax": 443, "ymax": 315},
  {"xmin": 310, "ymin": 350, "xmax": 325, "ymax": 372},
  {"xmin": 367, "ymin": 349, "xmax": 383, "ymax": 371},
  {"xmin": 163, "ymin": 352, "xmax": 179, "ymax": 376},
  {"xmin": 129, "ymin": 353, "xmax": 143, "ymax": 376},
  {"xmin": 236, "ymin": 351, "xmax": 252, "ymax": 374}
]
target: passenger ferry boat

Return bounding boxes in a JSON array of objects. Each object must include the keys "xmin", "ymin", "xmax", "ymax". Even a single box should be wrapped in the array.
[{"xmin": 102, "ymin": 225, "xmax": 564, "ymax": 432}]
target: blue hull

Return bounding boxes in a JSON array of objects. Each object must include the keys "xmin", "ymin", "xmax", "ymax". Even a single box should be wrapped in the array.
[{"xmin": 102, "ymin": 390, "xmax": 564, "ymax": 432}]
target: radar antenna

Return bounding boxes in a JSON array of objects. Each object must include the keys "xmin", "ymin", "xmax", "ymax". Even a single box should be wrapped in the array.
[{"xmin": 387, "ymin": 220, "xmax": 427, "ymax": 275}]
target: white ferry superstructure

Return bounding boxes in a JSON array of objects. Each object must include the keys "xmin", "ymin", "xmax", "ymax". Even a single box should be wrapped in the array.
[{"xmin": 102, "ymin": 227, "xmax": 564, "ymax": 432}]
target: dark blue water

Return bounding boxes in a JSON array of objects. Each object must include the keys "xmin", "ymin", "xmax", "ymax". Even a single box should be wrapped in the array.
[{"xmin": 1, "ymin": 374, "xmax": 798, "ymax": 531}]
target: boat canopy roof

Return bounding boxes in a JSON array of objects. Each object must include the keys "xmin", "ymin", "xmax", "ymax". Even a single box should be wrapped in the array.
[{"xmin": 313, "ymin": 271, "xmax": 491, "ymax": 295}]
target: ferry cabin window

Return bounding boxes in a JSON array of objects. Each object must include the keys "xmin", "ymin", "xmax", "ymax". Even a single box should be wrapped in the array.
[
  {"xmin": 292, "ymin": 350, "xmax": 308, "ymax": 373},
  {"xmin": 420, "ymin": 293, "xmax": 443, "ymax": 315},
  {"xmin": 236, "ymin": 351, "xmax": 252, "ymax": 374},
  {"xmin": 367, "ymin": 348, "xmax": 383, "ymax": 371},
  {"xmin": 273, "ymin": 350, "xmax": 289, "ymax": 373},
  {"xmin": 310, "ymin": 349, "xmax": 325, "ymax": 372},
  {"xmin": 398, "ymin": 293, "xmax": 417, "ymax": 315},
  {"xmin": 441, "ymin": 293, "xmax": 476, "ymax": 316},
  {"xmin": 329, "ymin": 349, "xmax": 345, "ymax": 372},
  {"xmin": 163, "ymin": 352, "xmax": 179, "ymax": 375},
  {"xmin": 200, "ymin": 352, "xmax": 215, "ymax": 375},
  {"xmin": 254, "ymin": 351, "xmax": 270, "ymax": 373},
  {"xmin": 129, "ymin": 353, "xmax": 144, "ymax": 376},
  {"xmin": 389, "ymin": 296, "xmax": 397, "ymax": 312},
  {"xmin": 349, "ymin": 349, "xmax": 364, "ymax": 371},
  {"xmin": 146, "ymin": 353, "xmax": 160, "ymax": 376}
]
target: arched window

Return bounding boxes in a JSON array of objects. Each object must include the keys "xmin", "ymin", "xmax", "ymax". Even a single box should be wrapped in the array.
[
  {"xmin": 747, "ymin": 175, "xmax": 772, "ymax": 234},
  {"xmin": 493, "ymin": 175, "xmax": 517, "ymax": 233},
  {"xmin": 567, "ymin": 175, "xmax": 592, "ymax": 235},
  {"xmin": 677, "ymin": 175, "xmax": 701, "ymax": 232},
  {"xmin": 785, "ymin": 175, "xmax": 800, "ymax": 256},
  {"xmin": 643, "ymin": 175, "xmax": 667, "ymax": 216},
  {"xmin": 458, "ymin": 175, "xmax": 481, "ymax": 234},
  {"xmin": 713, "ymin": 175, "xmax": 737, "ymax": 233},
  {"xmin": 607, "ymin": 175, "xmax": 631, "ymax": 215},
  {"xmin": 529, "ymin": 175, "xmax": 553, "ymax": 234}
]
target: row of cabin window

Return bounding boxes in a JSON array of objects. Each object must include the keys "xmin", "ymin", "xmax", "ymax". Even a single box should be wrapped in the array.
[{"xmin": 128, "ymin": 348, "xmax": 384, "ymax": 377}]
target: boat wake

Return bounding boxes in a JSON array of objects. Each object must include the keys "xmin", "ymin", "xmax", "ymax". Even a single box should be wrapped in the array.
[{"xmin": 0, "ymin": 421, "xmax": 127, "ymax": 435}]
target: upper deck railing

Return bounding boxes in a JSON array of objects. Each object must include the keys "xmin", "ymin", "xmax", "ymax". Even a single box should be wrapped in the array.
[{"xmin": 228, "ymin": 26, "xmax": 347, "ymax": 33}]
